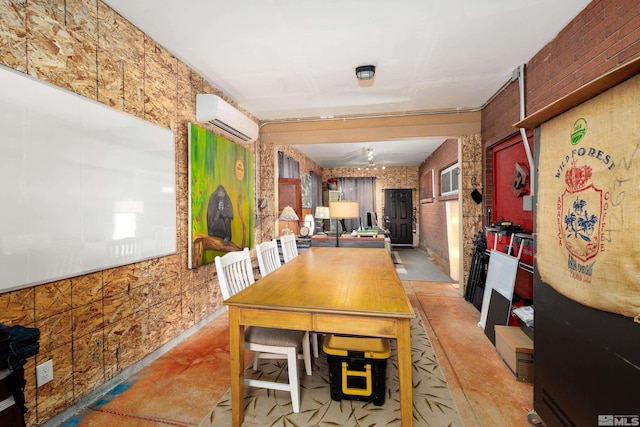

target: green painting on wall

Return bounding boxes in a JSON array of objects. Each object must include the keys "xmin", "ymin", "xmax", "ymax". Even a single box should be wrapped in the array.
[{"xmin": 189, "ymin": 123, "xmax": 255, "ymax": 268}]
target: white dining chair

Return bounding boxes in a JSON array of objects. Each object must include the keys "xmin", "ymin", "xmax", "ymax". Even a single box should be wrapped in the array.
[
  {"xmin": 256, "ymin": 239, "xmax": 320, "ymax": 357},
  {"xmin": 255, "ymin": 239, "xmax": 282, "ymax": 277},
  {"xmin": 214, "ymin": 248, "xmax": 312, "ymax": 413},
  {"xmin": 280, "ymin": 233, "xmax": 299, "ymax": 263}
]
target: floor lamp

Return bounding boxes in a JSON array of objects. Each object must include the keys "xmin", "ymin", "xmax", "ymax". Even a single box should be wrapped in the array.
[
  {"xmin": 329, "ymin": 200, "xmax": 360, "ymax": 247},
  {"xmin": 314, "ymin": 206, "xmax": 330, "ymax": 235}
]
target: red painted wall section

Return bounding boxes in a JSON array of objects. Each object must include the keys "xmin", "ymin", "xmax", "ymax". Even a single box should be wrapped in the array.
[{"xmin": 491, "ymin": 133, "xmax": 534, "ymax": 233}]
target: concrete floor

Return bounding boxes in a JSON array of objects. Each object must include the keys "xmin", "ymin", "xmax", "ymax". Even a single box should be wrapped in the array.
[{"xmin": 56, "ymin": 280, "xmax": 534, "ymax": 427}]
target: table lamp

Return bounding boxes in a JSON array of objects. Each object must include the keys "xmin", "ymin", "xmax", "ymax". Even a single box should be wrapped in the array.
[
  {"xmin": 314, "ymin": 206, "xmax": 330, "ymax": 235},
  {"xmin": 279, "ymin": 206, "xmax": 299, "ymax": 235},
  {"xmin": 329, "ymin": 200, "xmax": 360, "ymax": 247},
  {"xmin": 303, "ymin": 214, "xmax": 315, "ymax": 235}
]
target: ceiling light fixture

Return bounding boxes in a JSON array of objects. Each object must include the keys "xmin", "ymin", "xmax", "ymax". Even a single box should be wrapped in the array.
[
  {"xmin": 366, "ymin": 148, "xmax": 374, "ymax": 161},
  {"xmin": 355, "ymin": 65, "xmax": 376, "ymax": 80}
]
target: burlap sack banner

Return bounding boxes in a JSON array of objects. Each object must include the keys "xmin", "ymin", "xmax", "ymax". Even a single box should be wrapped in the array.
[{"xmin": 537, "ymin": 74, "xmax": 640, "ymax": 321}]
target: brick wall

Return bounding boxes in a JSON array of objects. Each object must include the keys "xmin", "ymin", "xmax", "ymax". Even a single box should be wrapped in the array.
[
  {"xmin": 527, "ymin": 0, "xmax": 640, "ymax": 115},
  {"xmin": 418, "ymin": 139, "xmax": 458, "ymax": 263},
  {"xmin": 481, "ymin": 0, "xmax": 640, "ymax": 226},
  {"xmin": 483, "ymin": 0, "xmax": 640, "ymax": 149}
]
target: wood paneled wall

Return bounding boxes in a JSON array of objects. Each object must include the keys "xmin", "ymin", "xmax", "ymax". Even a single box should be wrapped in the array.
[{"xmin": 0, "ymin": 1, "xmax": 255, "ymax": 424}]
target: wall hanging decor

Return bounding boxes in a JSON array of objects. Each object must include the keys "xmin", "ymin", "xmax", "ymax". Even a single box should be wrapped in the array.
[
  {"xmin": 537, "ymin": 74, "xmax": 640, "ymax": 320},
  {"xmin": 0, "ymin": 65, "xmax": 176, "ymax": 293},
  {"xmin": 188, "ymin": 123, "xmax": 255, "ymax": 268}
]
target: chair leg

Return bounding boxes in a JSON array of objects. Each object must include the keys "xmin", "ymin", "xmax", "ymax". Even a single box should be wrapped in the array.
[
  {"xmin": 287, "ymin": 347, "xmax": 301, "ymax": 413},
  {"xmin": 311, "ymin": 333, "xmax": 319, "ymax": 358},
  {"xmin": 302, "ymin": 331, "xmax": 312, "ymax": 376},
  {"xmin": 252, "ymin": 352, "xmax": 260, "ymax": 371}
]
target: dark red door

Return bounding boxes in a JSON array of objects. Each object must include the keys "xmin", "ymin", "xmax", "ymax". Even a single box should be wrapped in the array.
[
  {"xmin": 491, "ymin": 132, "xmax": 534, "ymax": 232},
  {"xmin": 278, "ymin": 178, "xmax": 302, "ymax": 234}
]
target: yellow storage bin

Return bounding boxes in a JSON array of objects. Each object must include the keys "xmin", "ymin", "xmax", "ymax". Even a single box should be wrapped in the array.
[{"xmin": 323, "ymin": 334, "xmax": 390, "ymax": 406}]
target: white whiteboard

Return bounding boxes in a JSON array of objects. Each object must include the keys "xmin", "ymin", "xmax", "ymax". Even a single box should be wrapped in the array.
[
  {"xmin": 478, "ymin": 250, "xmax": 518, "ymax": 330},
  {"xmin": 0, "ymin": 65, "xmax": 176, "ymax": 293}
]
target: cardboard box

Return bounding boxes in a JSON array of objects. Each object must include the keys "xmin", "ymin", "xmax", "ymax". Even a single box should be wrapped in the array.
[{"xmin": 494, "ymin": 325, "xmax": 534, "ymax": 382}]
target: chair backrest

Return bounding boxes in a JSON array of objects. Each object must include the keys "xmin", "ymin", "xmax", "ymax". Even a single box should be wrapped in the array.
[
  {"xmin": 214, "ymin": 248, "xmax": 255, "ymax": 300},
  {"xmin": 255, "ymin": 239, "xmax": 282, "ymax": 277},
  {"xmin": 280, "ymin": 233, "xmax": 299, "ymax": 263}
]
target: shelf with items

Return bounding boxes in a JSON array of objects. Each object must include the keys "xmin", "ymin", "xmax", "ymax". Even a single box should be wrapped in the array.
[
  {"xmin": 485, "ymin": 228, "xmax": 534, "ymax": 268},
  {"xmin": 509, "ymin": 233, "xmax": 535, "ymax": 271},
  {"xmin": 323, "ymin": 190, "xmax": 342, "ymax": 234},
  {"xmin": 484, "ymin": 228, "xmax": 535, "ymax": 302},
  {"xmin": 327, "ymin": 177, "xmax": 339, "ymax": 190},
  {"xmin": 0, "ymin": 369, "xmax": 16, "ymax": 414}
]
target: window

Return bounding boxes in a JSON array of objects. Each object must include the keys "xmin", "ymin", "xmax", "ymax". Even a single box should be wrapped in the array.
[{"xmin": 440, "ymin": 163, "xmax": 459, "ymax": 196}]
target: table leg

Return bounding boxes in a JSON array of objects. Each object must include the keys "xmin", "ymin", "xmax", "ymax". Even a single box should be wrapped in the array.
[
  {"xmin": 397, "ymin": 318, "xmax": 413, "ymax": 426},
  {"xmin": 228, "ymin": 307, "xmax": 244, "ymax": 426}
]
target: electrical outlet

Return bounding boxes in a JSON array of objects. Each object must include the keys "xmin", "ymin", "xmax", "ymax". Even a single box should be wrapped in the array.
[{"xmin": 36, "ymin": 359, "xmax": 53, "ymax": 387}]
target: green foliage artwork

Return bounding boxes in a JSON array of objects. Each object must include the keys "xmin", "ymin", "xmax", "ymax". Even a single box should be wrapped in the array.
[{"xmin": 189, "ymin": 123, "xmax": 255, "ymax": 268}]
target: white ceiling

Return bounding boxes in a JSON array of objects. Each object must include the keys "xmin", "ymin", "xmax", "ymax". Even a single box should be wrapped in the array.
[
  {"xmin": 294, "ymin": 138, "xmax": 446, "ymax": 169},
  {"xmin": 102, "ymin": 0, "xmax": 591, "ymax": 167}
]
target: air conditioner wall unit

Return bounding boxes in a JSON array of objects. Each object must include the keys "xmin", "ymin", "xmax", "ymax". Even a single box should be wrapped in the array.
[{"xmin": 196, "ymin": 94, "xmax": 259, "ymax": 142}]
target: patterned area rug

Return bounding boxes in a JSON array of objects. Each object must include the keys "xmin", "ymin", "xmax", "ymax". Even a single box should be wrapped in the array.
[{"xmin": 200, "ymin": 312, "xmax": 463, "ymax": 426}]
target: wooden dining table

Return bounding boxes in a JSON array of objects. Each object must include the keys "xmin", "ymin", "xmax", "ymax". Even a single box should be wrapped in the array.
[{"xmin": 224, "ymin": 246, "xmax": 415, "ymax": 426}]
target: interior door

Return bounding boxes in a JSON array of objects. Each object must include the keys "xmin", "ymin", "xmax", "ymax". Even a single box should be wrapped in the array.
[
  {"xmin": 278, "ymin": 178, "xmax": 302, "ymax": 234},
  {"xmin": 491, "ymin": 132, "xmax": 534, "ymax": 232},
  {"xmin": 384, "ymin": 189, "xmax": 413, "ymax": 245}
]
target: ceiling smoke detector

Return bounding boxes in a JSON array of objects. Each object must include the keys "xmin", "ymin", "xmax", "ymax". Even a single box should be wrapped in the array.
[{"xmin": 355, "ymin": 65, "xmax": 376, "ymax": 80}]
